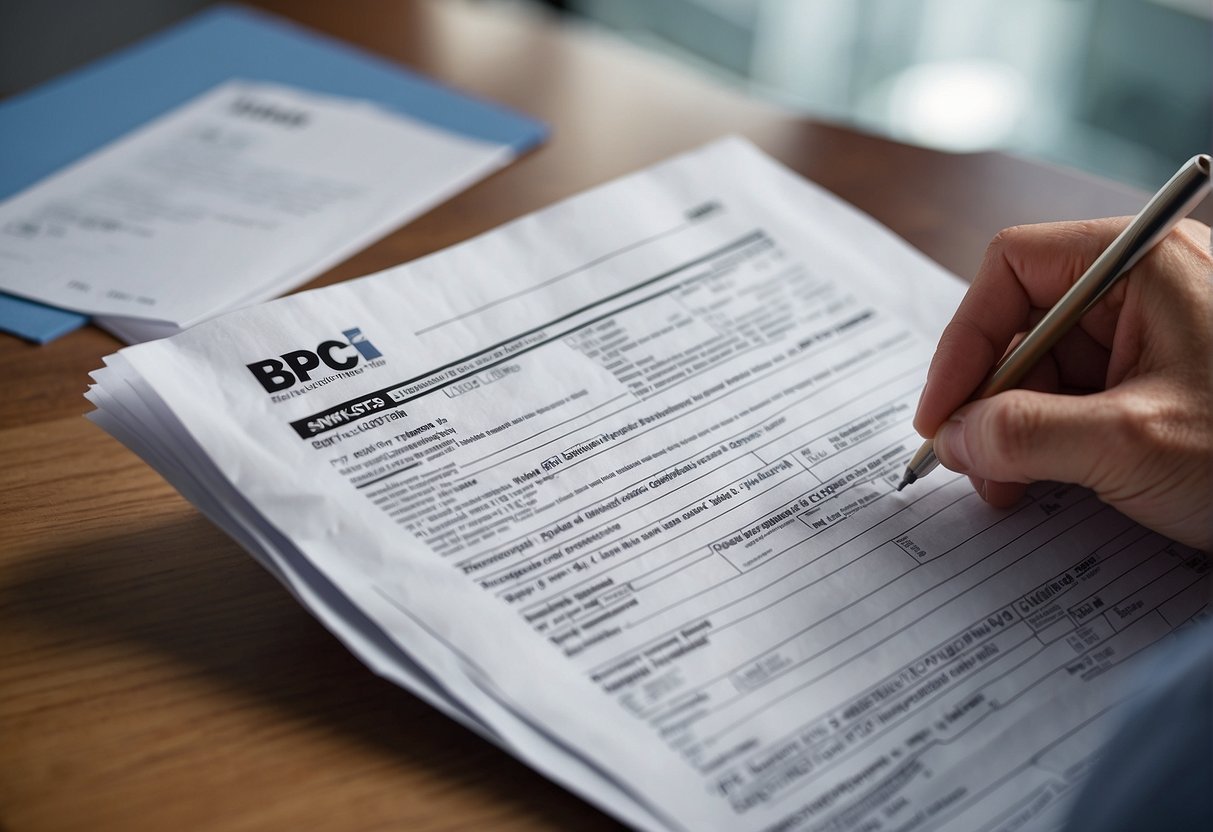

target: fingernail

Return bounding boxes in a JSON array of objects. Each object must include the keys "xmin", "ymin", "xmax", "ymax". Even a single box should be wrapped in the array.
[{"xmin": 935, "ymin": 418, "xmax": 972, "ymax": 473}]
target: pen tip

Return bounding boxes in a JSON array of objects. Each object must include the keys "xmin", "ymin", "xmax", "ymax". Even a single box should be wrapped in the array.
[{"xmin": 896, "ymin": 471, "xmax": 915, "ymax": 492}]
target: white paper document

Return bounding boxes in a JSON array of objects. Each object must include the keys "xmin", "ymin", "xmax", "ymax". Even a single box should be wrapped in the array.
[
  {"xmin": 87, "ymin": 139, "xmax": 1210, "ymax": 831},
  {"xmin": 0, "ymin": 80, "xmax": 516, "ymax": 342}
]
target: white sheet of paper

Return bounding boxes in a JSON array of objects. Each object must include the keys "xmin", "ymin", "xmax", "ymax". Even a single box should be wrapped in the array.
[
  {"xmin": 0, "ymin": 80, "xmax": 513, "ymax": 340},
  {"xmin": 88, "ymin": 138, "xmax": 1210, "ymax": 831}
]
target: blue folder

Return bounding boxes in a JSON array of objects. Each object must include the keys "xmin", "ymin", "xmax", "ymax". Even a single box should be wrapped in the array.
[{"xmin": 0, "ymin": 4, "xmax": 547, "ymax": 344}]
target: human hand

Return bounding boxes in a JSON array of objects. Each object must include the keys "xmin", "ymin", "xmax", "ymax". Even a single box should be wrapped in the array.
[{"xmin": 913, "ymin": 217, "xmax": 1213, "ymax": 550}]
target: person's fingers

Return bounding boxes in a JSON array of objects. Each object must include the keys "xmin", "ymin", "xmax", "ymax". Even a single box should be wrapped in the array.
[
  {"xmin": 931, "ymin": 389, "xmax": 1122, "ymax": 488},
  {"xmin": 914, "ymin": 219, "xmax": 1131, "ymax": 435},
  {"xmin": 913, "ymin": 218, "xmax": 1213, "ymax": 548},
  {"xmin": 931, "ymin": 325, "xmax": 1057, "ymax": 508},
  {"xmin": 961, "ymin": 353, "xmax": 1060, "ymax": 509}
]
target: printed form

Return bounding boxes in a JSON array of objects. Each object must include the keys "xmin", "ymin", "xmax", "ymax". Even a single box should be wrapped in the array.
[
  {"xmin": 0, "ymin": 80, "xmax": 516, "ymax": 342},
  {"xmin": 89, "ymin": 139, "xmax": 1210, "ymax": 832}
]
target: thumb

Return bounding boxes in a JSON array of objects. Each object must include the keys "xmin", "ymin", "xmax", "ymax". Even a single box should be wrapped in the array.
[{"xmin": 932, "ymin": 390, "xmax": 1117, "ymax": 489}]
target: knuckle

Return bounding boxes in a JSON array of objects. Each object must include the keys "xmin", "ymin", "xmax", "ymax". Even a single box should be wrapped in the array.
[
  {"xmin": 934, "ymin": 318, "xmax": 983, "ymax": 363},
  {"xmin": 1172, "ymin": 218, "xmax": 1212, "ymax": 251},
  {"xmin": 983, "ymin": 394, "xmax": 1042, "ymax": 465},
  {"xmin": 985, "ymin": 225, "xmax": 1028, "ymax": 260},
  {"xmin": 1107, "ymin": 394, "xmax": 1182, "ymax": 451},
  {"xmin": 932, "ymin": 315, "xmax": 1001, "ymax": 377},
  {"xmin": 1109, "ymin": 395, "xmax": 1158, "ymax": 443}
]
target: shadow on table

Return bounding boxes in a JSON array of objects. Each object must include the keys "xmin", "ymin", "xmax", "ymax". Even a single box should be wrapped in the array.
[{"xmin": 2, "ymin": 512, "xmax": 626, "ymax": 831}]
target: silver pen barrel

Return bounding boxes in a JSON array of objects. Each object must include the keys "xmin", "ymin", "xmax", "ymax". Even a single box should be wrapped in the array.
[{"xmin": 898, "ymin": 153, "xmax": 1211, "ymax": 491}]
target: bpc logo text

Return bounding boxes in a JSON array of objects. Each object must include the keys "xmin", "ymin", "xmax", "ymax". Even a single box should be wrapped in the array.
[{"xmin": 247, "ymin": 328, "xmax": 383, "ymax": 393}]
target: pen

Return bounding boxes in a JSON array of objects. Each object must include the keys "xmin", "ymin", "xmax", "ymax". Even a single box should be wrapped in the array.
[{"xmin": 898, "ymin": 152, "xmax": 1212, "ymax": 491}]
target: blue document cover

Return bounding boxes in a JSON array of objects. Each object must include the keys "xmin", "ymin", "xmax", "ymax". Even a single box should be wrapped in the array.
[{"xmin": 0, "ymin": 3, "xmax": 547, "ymax": 343}]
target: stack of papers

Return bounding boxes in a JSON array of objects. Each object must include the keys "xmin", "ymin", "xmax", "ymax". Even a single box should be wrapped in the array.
[
  {"xmin": 0, "ymin": 4, "xmax": 547, "ymax": 343},
  {"xmin": 87, "ymin": 139, "xmax": 1210, "ymax": 831},
  {"xmin": 0, "ymin": 79, "xmax": 526, "ymax": 343}
]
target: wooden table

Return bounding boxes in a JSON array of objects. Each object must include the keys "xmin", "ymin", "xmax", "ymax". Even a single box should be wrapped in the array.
[{"xmin": 0, "ymin": 2, "xmax": 1185, "ymax": 829}]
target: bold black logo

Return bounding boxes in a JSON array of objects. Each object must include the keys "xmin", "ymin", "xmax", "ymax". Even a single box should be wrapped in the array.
[{"xmin": 247, "ymin": 328, "xmax": 382, "ymax": 393}]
